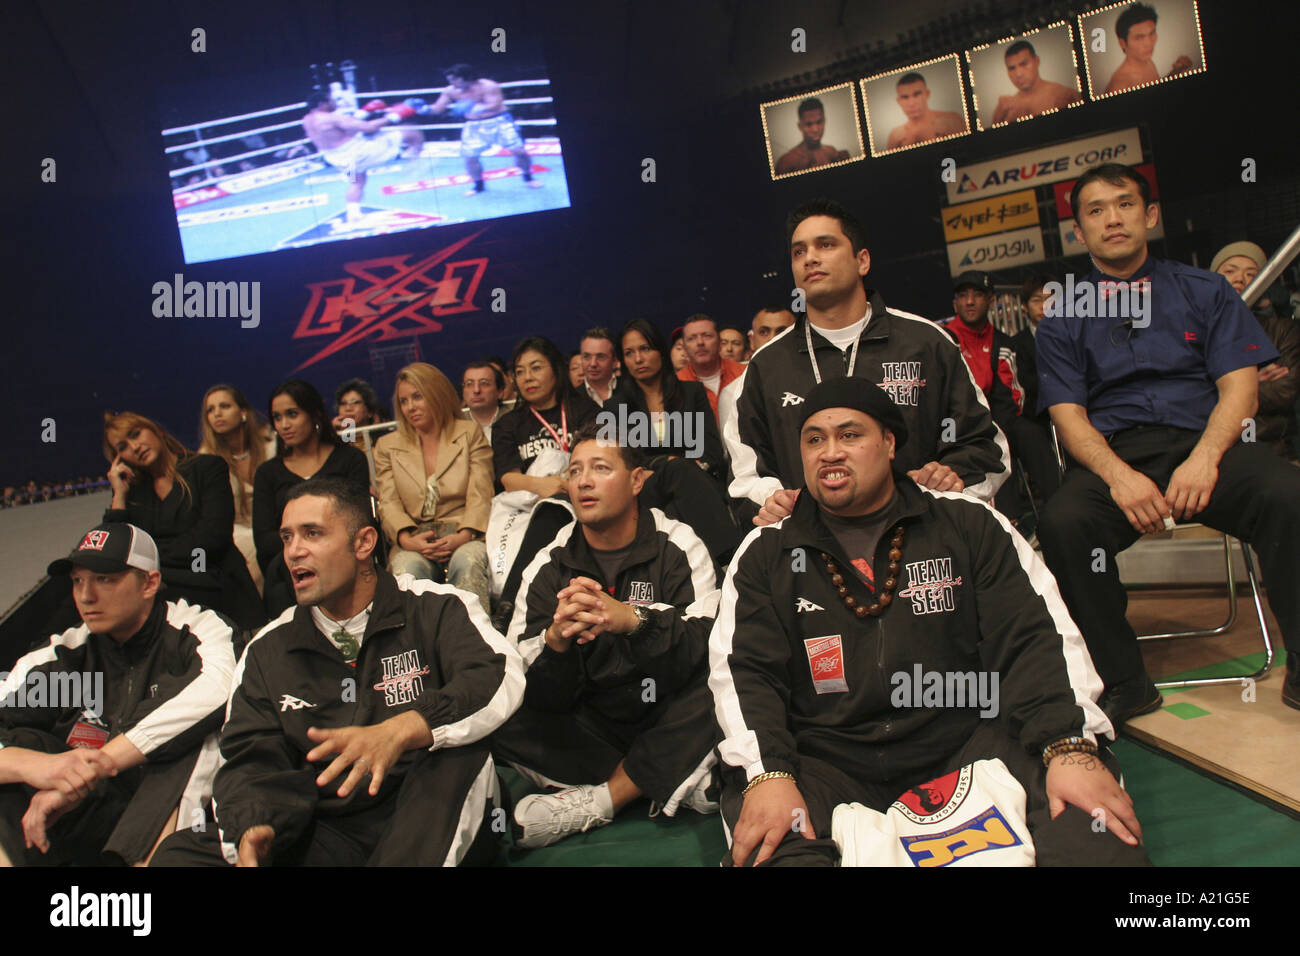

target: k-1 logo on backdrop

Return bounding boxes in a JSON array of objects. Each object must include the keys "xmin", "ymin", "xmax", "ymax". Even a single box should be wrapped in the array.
[{"xmin": 292, "ymin": 229, "xmax": 488, "ymax": 370}]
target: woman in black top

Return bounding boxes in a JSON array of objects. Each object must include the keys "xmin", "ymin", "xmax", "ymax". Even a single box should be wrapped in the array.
[
  {"xmin": 490, "ymin": 337, "xmax": 600, "ymax": 622},
  {"xmin": 253, "ymin": 379, "xmax": 370, "ymax": 615},
  {"xmin": 616, "ymin": 318, "xmax": 739, "ymax": 562},
  {"xmin": 103, "ymin": 410, "xmax": 264, "ymax": 627}
]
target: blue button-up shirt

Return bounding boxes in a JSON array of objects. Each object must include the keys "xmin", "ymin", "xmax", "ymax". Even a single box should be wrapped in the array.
[{"xmin": 1035, "ymin": 255, "xmax": 1279, "ymax": 436}]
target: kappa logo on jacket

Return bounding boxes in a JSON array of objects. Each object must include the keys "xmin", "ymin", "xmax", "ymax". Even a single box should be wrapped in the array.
[
  {"xmin": 279, "ymin": 694, "xmax": 316, "ymax": 711},
  {"xmin": 878, "ymin": 361, "xmax": 926, "ymax": 407},
  {"xmin": 897, "ymin": 556, "xmax": 962, "ymax": 615},
  {"xmin": 374, "ymin": 649, "xmax": 431, "ymax": 706},
  {"xmin": 795, "ymin": 598, "xmax": 824, "ymax": 613},
  {"xmin": 780, "ymin": 391, "xmax": 804, "ymax": 407}
]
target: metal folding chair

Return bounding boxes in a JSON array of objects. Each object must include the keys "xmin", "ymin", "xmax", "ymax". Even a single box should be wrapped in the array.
[{"xmin": 1048, "ymin": 423, "xmax": 1274, "ymax": 690}]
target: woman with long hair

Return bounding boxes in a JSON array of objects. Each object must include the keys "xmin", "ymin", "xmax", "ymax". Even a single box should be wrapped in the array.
[
  {"xmin": 252, "ymin": 379, "xmax": 371, "ymax": 615},
  {"xmin": 198, "ymin": 384, "xmax": 275, "ymax": 592},
  {"xmin": 102, "ymin": 410, "xmax": 263, "ymax": 626},
  {"xmin": 615, "ymin": 318, "xmax": 739, "ymax": 562},
  {"xmin": 373, "ymin": 362, "xmax": 493, "ymax": 612},
  {"xmin": 489, "ymin": 337, "xmax": 601, "ymax": 623}
]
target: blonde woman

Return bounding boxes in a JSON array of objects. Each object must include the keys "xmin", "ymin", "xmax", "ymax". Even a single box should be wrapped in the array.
[
  {"xmin": 198, "ymin": 384, "xmax": 275, "ymax": 592},
  {"xmin": 102, "ymin": 410, "xmax": 263, "ymax": 626},
  {"xmin": 373, "ymin": 362, "xmax": 493, "ymax": 613}
]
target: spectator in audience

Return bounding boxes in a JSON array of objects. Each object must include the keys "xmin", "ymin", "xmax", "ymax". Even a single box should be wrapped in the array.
[
  {"xmin": 725, "ymin": 198, "xmax": 1010, "ymax": 525},
  {"xmin": 373, "ymin": 362, "xmax": 492, "ymax": 614},
  {"xmin": 616, "ymin": 319, "xmax": 739, "ymax": 559},
  {"xmin": 253, "ymin": 380, "xmax": 371, "ymax": 617},
  {"xmin": 102, "ymin": 411, "xmax": 263, "ymax": 627},
  {"xmin": 568, "ymin": 352, "xmax": 586, "ymax": 391},
  {"xmin": 462, "ymin": 359, "xmax": 507, "ymax": 444},
  {"xmin": 1035, "ymin": 163, "xmax": 1300, "ymax": 721},
  {"xmin": 719, "ymin": 326, "xmax": 749, "ymax": 363},
  {"xmin": 750, "ymin": 305, "xmax": 797, "ymax": 356},
  {"xmin": 2, "ymin": 487, "xmax": 13, "ymax": 508},
  {"xmin": 491, "ymin": 337, "xmax": 603, "ymax": 623},
  {"xmin": 669, "ymin": 329, "xmax": 689, "ymax": 371},
  {"xmin": 332, "ymin": 379, "xmax": 387, "ymax": 433},
  {"xmin": 1212, "ymin": 241, "xmax": 1299, "ymax": 461},
  {"xmin": 944, "ymin": 271, "xmax": 1057, "ymax": 528},
  {"xmin": 199, "ymin": 384, "xmax": 277, "ymax": 593},
  {"xmin": 1012, "ymin": 274, "xmax": 1056, "ymax": 431},
  {"xmin": 150, "ymin": 479, "xmax": 522, "ymax": 867},
  {"xmin": 0, "ymin": 522, "xmax": 237, "ymax": 867},
  {"xmin": 678, "ymin": 313, "xmax": 746, "ymax": 422},
  {"xmin": 709, "ymin": 377, "xmax": 1145, "ymax": 867},
  {"xmin": 579, "ymin": 327, "xmax": 628, "ymax": 407},
  {"xmin": 493, "ymin": 423, "xmax": 720, "ymax": 847}
]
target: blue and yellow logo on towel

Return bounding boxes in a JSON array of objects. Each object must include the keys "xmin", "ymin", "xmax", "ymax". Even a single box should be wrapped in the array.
[{"xmin": 900, "ymin": 806, "xmax": 1022, "ymax": 867}]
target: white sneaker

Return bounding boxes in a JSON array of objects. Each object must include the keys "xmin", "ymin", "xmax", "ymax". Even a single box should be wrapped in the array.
[
  {"xmin": 680, "ymin": 772, "xmax": 719, "ymax": 815},
  {"xmin": 514, "ymin": 785, "xmax": 615, "ymax": 848}
]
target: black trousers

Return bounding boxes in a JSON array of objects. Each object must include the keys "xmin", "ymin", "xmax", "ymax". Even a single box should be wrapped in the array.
[
  {"xmin": 719, "ymin": 721, "xmax": 1150, "ymax": 867},
  {"xmin": 149, "ymin": 743, "xmax": 499, "ymax": 866},
  {"xmin": 491, "ymin": 669, "xmax": 717, "ymax": 807},
  {"xmin": 1037, "ymin": 426, "xmax": 1300, "ymax": 687}
]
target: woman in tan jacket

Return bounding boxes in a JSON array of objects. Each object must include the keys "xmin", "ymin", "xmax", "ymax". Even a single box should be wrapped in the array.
[{"xmin": 373, "ymin": 362, "xmax": 493, "ymax": 612}]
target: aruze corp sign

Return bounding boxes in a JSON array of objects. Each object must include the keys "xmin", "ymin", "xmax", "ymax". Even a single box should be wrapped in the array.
[{"xmin": 944, "ymin": 128, "xmax": 1143, "ymax": 204}]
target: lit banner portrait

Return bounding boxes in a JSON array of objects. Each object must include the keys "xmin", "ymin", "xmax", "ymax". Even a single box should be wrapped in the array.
[
  {"xmin": 861, "ymin": 55, "xmax": 971, "ymax": 157},
  {"xmin": 761, "ymin": 83, "xmax": 866, "ymax": 180},
  {"xmin": 1080, "ymin": 0, "xmax": 1206, "ymax": 100},
  {"xmin": 967, "ymin": 23, "xmax": 1084, "ymax": 130}
]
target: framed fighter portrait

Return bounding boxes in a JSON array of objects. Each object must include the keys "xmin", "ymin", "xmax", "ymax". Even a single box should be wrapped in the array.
[
  {"xmin": 1079, "ymin": 0, "xmax": 1206, "ymax": 101},
  {"xmin": 861, "ymin": 55, "xmax": 971, "ymax": 157},
  {"xmin": 761, "ymin": 83, "xmax": 866, "ymax": 180},
  {"xmin": 966, "ymin": 23, "xmax": 1084, "ymax": 131}
]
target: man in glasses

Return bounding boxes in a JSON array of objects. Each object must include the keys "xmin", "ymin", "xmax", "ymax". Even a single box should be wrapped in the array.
[{"xmin": 1034, "ymin": 163, "xmax": 1300, "ymax": 724}]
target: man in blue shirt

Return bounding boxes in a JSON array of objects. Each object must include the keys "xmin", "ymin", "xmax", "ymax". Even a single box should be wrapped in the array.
[{"xmin": 1035, "ymin": 163, "xmax": 1300, "ymax": 723}]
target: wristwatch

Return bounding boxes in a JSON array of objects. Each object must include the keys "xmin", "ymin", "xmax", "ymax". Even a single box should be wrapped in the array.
[{"xmin": 628, "ymin": 604, "xmax": 650, "ymax": 635}]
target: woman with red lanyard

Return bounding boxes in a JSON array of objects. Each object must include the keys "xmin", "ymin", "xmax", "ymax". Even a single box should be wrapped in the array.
[{"xmin": 491, "ymin": 337, "xmax": 601, "ymax": 622}]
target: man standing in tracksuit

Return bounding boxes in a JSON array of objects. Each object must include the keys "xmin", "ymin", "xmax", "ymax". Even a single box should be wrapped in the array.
[
  {"xmin": 722, "ymin": 197, "xmax": 1010, "ymax": 527},
  {"xmin": 152, "ymin": 477, "xmax": 524, "ymax": 866},
  {"xmin": 494, "ymin": 422, "xmax": 721, "ymax": 848},
  {"xmin": 0, "ymin": 522, "xmax": 237, "ymax": 866},
  {"xmin": 709, "ymin": 378, "xmax": 1149, "ymax": 866}
]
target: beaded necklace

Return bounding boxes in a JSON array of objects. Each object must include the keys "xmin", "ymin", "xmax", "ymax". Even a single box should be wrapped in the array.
[{"xmin": 820, "ymin": 523, "xmax": 906, "ymax": 618}]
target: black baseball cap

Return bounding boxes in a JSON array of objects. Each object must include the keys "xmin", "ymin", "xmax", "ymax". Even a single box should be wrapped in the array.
[
  {"xmin": 48, "ymin": 523, "xmax": 161, "ymax": 576},
  {"xmin": 953, "ymin": 270, "xmax": 992, "ymax": 293},
  {"xmin": 798, "ymin": 377, "xmax": 908, "ymax": 449}
]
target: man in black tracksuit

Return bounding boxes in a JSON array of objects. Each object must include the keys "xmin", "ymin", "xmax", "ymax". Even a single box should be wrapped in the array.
[
  {"xmin": 0, "ymin": 522, "xmax": 237, "ymax": 866},
  {"xmin": 493, "ymin": 423, "xmax": 721, "ymax": 848},
  {"xmin": 152, "ymin": 478, "xmax": 524, "ymax": 866},
  {"xmin": 709, "ymin": 378, "xmax": 1149, "ymax": 866},
  {"xmin": 722, "ymin": 199, "xmax": 1010, "ymax": 525}
]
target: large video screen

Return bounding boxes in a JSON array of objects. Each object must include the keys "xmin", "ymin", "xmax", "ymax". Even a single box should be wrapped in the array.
[{"xmin": 161, "ymin": 51, "xmax": 571, "ymax": 264}]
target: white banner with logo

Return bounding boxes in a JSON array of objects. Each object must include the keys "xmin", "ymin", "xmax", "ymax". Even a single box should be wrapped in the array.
[
  {"xmin": 947, "ymin": 226, "xmax": 1044, "ymax": 275},
  {"xmin": 944, "ymin": 128, "xmax": 1142, "ymax": 204}
]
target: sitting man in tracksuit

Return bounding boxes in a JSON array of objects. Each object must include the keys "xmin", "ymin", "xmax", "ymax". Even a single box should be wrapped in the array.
[
  {"xmin": 1, "ymin": 522, "xmax": 238, "ymax": 866},
  {"xmin": 709, "ymin": 377, "xmax": 1150, "ymax": 866},
  {"xmin": 494, "ymin": 422, "xmax": 721, "ymax": 848},
  {"xmin": 151, "ymin": 477, "xmax": 524, "ymax": 866}
]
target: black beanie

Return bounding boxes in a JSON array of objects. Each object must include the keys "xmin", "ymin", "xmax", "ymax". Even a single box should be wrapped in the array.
[{"xmin": 797, "ymin": 377, "xmax": 908, "ymax": 448}]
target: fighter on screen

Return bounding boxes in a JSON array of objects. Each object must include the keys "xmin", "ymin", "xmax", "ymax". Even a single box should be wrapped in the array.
[
  {"xmin": 1103, "ymin": 2, "xmax": 1194, "ymax": 94},
  {"xmin": 773, "ymin": 97, "xmax": 851, "ymax": 175},
  {"xmin": 423, "ymin": 63, "xmax": 542, "ymax": 196},
  {"xmin": 301, "ymin": 91, "xmax": 425, "ymax": 223},
  {"xmin": 885, "ymin": 72, "xmax": 966, "ymax": 149},
  {"xmin": 991, "ymin": 40, "xmax": 1082, "ymax": 123}
]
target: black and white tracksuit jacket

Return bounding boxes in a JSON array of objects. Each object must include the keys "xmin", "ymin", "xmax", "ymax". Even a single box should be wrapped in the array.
[
  {"xmin": 213, "ymin": 570, "xmax": 523, "ymax": 862},
  {"xmin": 508, "ymin": 507, "xmax": 720, "ymax": 722},
  {"xmin": 0, "ymin": 599, "xmax": 238, "ymax": 859},
  {"xmin": 708, "ymin": 477, "xmax": 1109, "ymax": 788},
  {"xmin": 721, "ymin": 292, "xmax": 1011, "ymax": 506}
]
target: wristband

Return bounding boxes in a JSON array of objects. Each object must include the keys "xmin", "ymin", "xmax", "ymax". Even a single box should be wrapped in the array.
[{"xmin": 1042, "ymin": 735, "xmax": 1099, "ymax": 768}]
